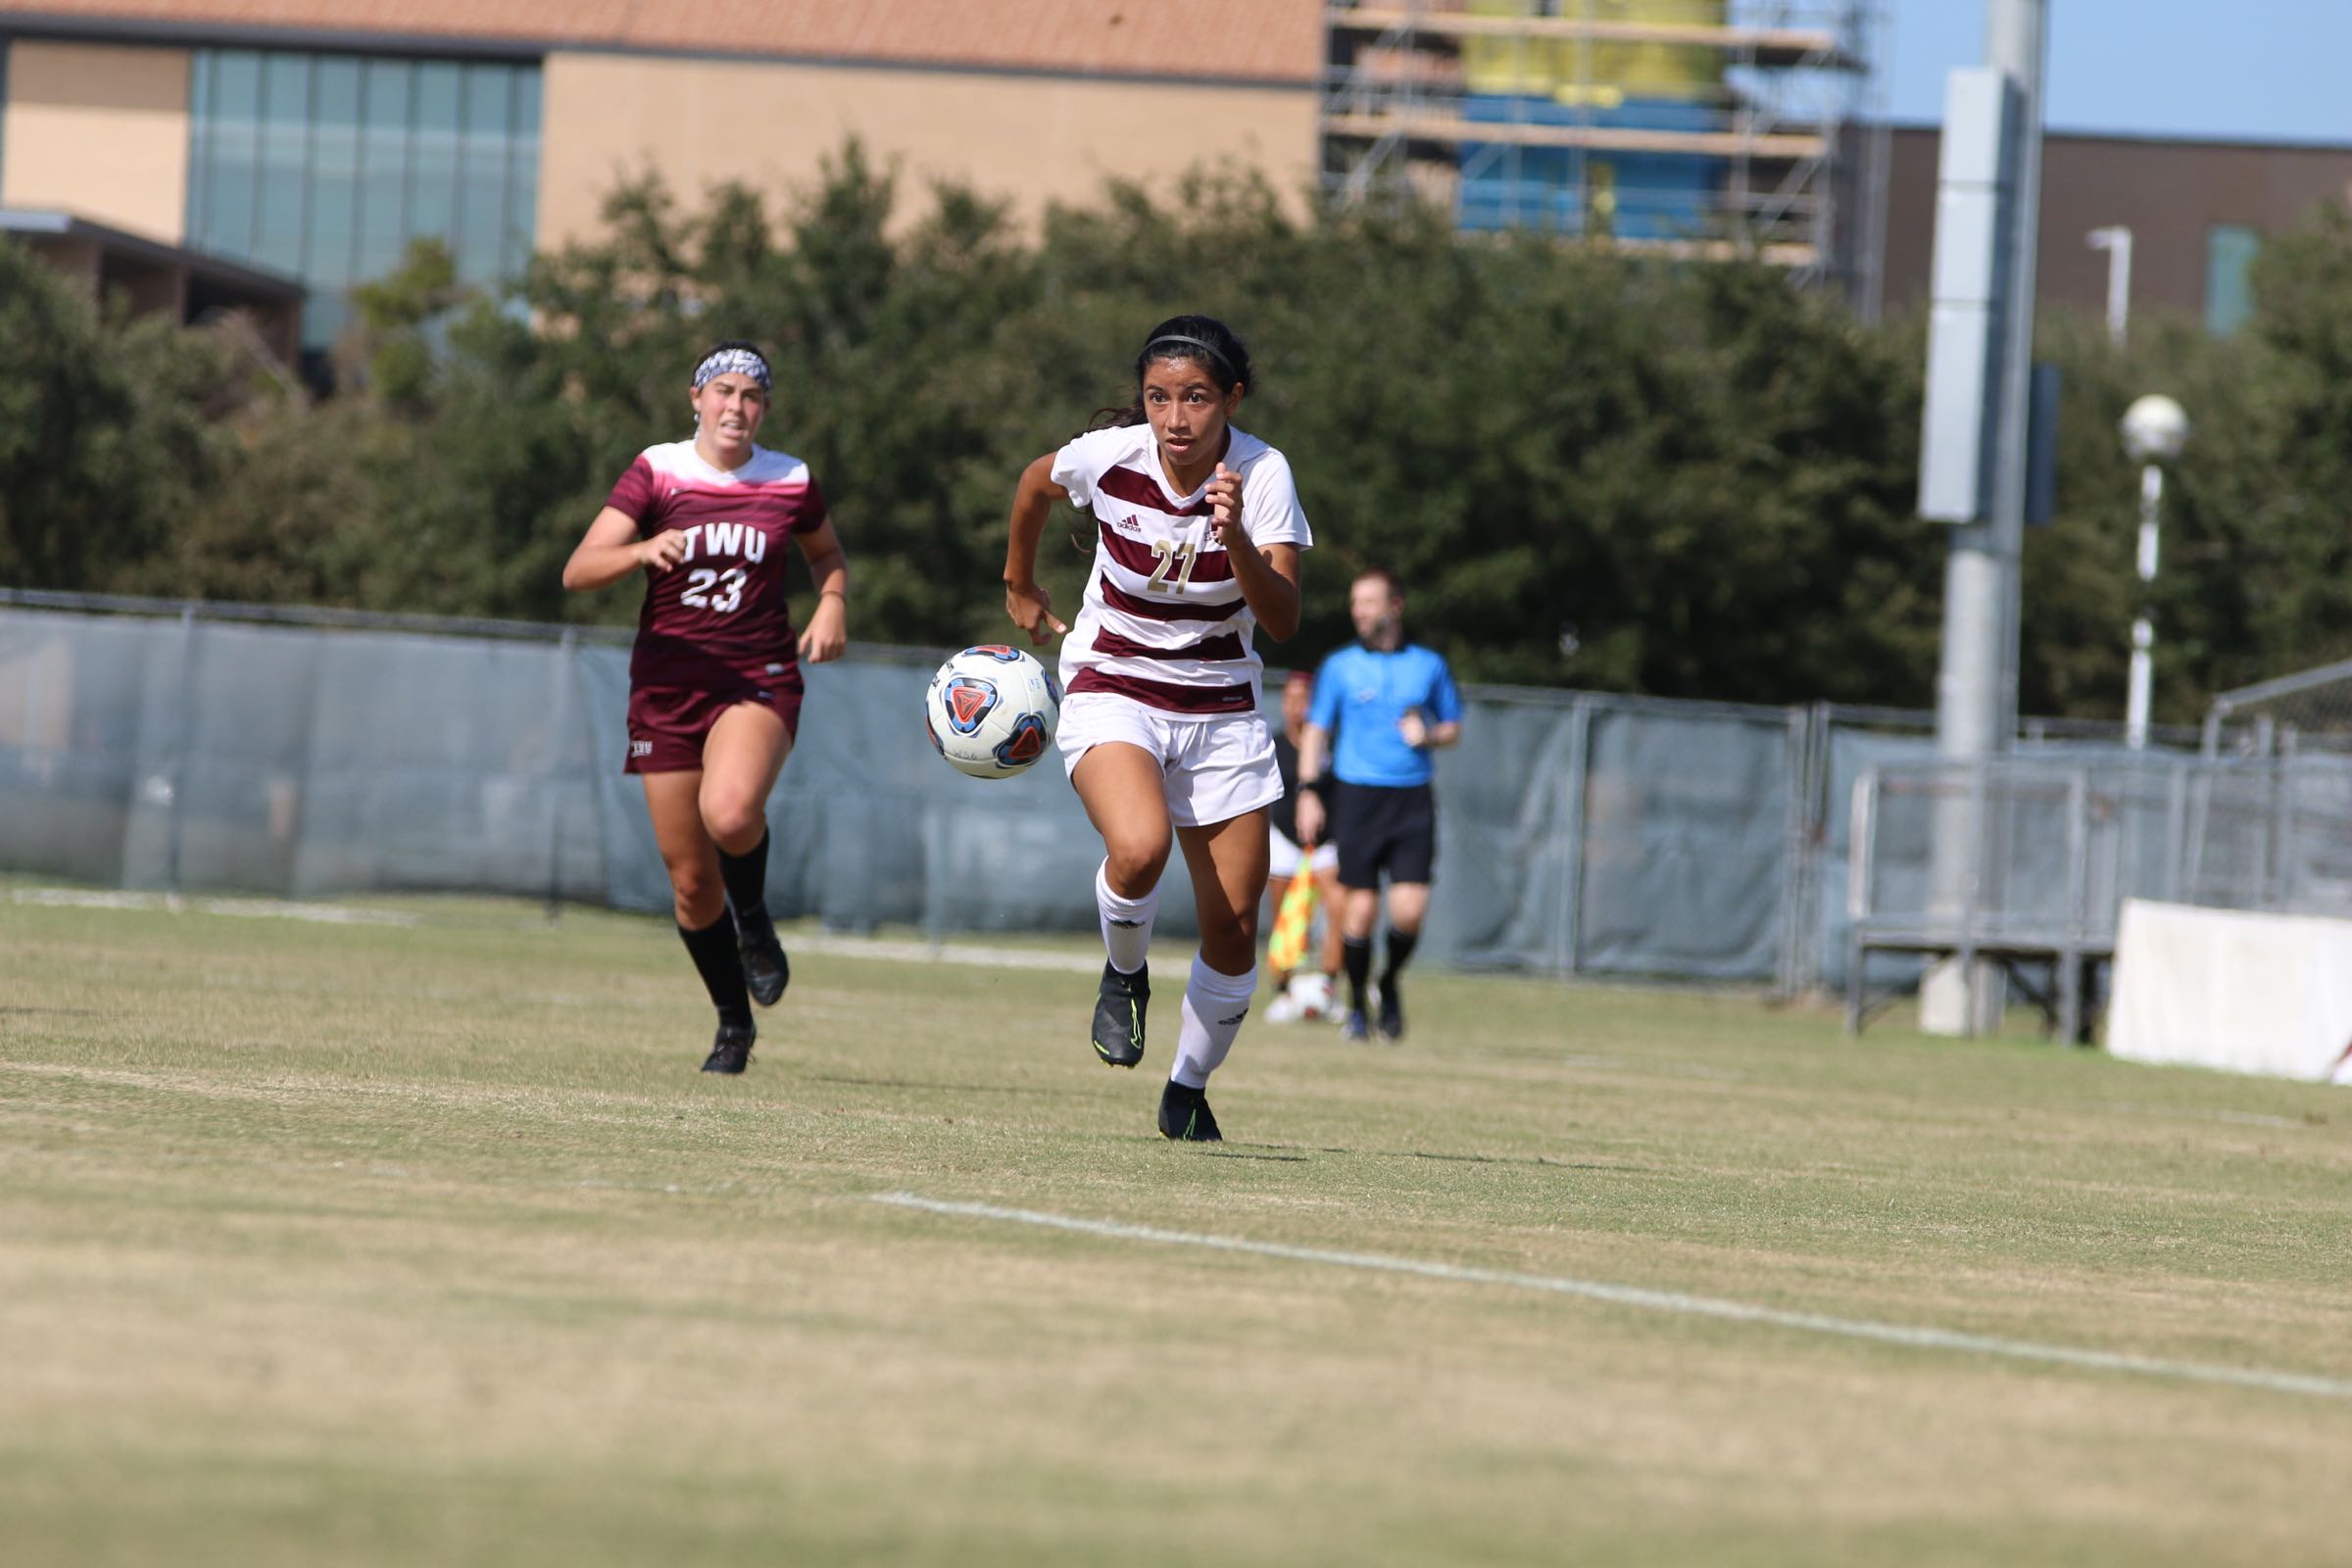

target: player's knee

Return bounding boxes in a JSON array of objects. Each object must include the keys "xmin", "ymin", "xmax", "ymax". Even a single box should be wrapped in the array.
[
  {"xmin": 1102, "ymin": 840, "xmax": 1170, "ymax": 893},
  {"xmin": 701, "ymin": 795, "xmax": 764, "ymax": 849},
  {"xmin": 1204, "ymin": 899, "xmax": 1259, "ymax": 946},
  {"xmin": 666, "ymin": 860, "xmax": 719, "ymax": 910}
]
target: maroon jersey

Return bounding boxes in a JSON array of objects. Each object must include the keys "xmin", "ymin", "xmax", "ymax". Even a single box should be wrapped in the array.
[{"xmin": 605, "ymin": 439, "xmax": 829, "ymax": 693}]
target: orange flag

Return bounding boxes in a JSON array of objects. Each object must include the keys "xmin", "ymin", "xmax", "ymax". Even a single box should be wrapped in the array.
[{"xmin": 1266, "ymin": 868, "xmax": 1318, "ymax": 973}]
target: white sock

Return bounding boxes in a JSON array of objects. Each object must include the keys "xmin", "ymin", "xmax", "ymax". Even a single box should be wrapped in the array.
[
  {"xmin": 1171, "ymin": 954, "xmax": 1257, "ymax": 1089},
  {"xmin": 1096, "ymin": 859, "xmax": 1158, "ymax": 975}
]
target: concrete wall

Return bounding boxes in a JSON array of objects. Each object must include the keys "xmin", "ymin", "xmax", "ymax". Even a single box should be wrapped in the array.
[
  {"xmin": 1, "ymin": 39, "xmax": 190, "ymax": 242},
  {"xmin": 537, "ymin": 52, "xmax": 1318, "ymax": 249}
]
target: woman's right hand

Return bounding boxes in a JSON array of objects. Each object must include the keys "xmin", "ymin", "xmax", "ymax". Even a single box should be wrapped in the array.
[
  {"xmin": 1295, "ymin": 791, "xmax": 1326, "ymax": 849},
  {"xmin": 637, "ymin": 532, "xmax": 689, "ymax": 573},
  {"xmin": 1004, "ymin": 579, "xmax": 1069, "ymax": 646}
]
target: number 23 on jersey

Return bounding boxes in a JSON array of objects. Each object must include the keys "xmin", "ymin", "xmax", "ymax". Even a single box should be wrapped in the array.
[{"xmin": 680, "ymin": 566, "xmax": 746, "ymax": 613}]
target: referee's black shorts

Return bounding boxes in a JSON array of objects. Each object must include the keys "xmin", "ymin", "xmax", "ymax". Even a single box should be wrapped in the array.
[{"xmin": 1331, "ymin": 780, "xmax": 1437, "ymax": 890}]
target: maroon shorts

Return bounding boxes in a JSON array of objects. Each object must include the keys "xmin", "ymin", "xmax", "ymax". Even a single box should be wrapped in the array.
[{"xmin": 625, "ymin": 678, "xmax": 804, "ymax": 774}]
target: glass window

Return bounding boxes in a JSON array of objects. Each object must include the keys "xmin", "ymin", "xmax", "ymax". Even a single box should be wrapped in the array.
[
  {"xmin": 253, "ymin": 53, "xmax": 312, "ymax": 276},
  {"xmin": 199, "ymin": 51, "xmax": 264, "ymax": 257},
  {"xmin": 304, "ymin": 59, "xmax": 363, "ymax": 302},
  {"xmin": 357, "ymin": 60, "xmax": 416, "ymax": 281},
  {"xmin": 410, "ymin": 63, "xmax": 463, "ymax": 248},
  {"xmin": 2206, "ymin": 225, "xmax": 2259, "ymax": 336},
  {"xmin": 456, "ymin": 65, "xmax": 514, "ymax": 290},
  {"xmin": 185, "ymin": 46, "xmax": 541, "ymax": 361},
  {"xmin": 185, "ymin": 47, "xmax": 212, "ymax": 237},
  {"xmin": 505, "ymin": 69, "xmax": 543, "ymax": 282}
]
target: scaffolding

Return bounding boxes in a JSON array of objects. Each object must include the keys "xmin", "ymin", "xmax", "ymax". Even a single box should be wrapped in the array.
[{"xmin": 1321, "ymin": 1, "xmax": 1887, "ymax": 301}]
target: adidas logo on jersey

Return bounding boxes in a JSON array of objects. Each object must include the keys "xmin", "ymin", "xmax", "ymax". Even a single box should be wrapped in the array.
[{"xmin": 1114, "ymin": 514, "xmax": 1146, "ymax": 535}]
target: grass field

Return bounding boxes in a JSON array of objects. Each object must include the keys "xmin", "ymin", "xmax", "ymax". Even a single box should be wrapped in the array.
[{"xmin": 4, "ymin": 891, "xmax": 2351, "ymax": 1566}]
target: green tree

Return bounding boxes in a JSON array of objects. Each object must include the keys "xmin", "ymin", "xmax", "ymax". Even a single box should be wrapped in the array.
[
  {"xmin": 42, "ymin": 149, "xmax": 2352, "ymax": 726},
  {"xmin": 0, "ymin": 239, "xmax": 237, "ymax": 591}
]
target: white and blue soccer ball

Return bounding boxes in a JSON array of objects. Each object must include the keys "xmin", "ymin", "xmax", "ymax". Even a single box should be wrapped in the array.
[{"xmin": 924, "ymin": 644, "xmax": 1061, "ymax": 779}]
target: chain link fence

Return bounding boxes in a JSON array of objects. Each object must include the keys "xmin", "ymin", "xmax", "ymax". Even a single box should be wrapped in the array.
[
  {"xmin": 3, "ymin": 590, "xmax": 2227, "ymax": 994},
  {"xmin": 1842, "ymin": 729, "xmax": 2352, "ymax": 1034},
  {"xmin": 2205, "ymin": 655, "xmax": 2352, "ymax": 758}
]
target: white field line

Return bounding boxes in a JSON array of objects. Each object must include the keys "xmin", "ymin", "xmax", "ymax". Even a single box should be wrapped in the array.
[
  {"xmin": 7, "ymin": 887, "xmax": 418, "ymax": 926},
  {"xmin": 871, "ymin": 1192, "xmax": 2352, "ymax": 1401},
  {"xmin": 789, "ymin": 934, "xmax": 1102, "ymax": 974},
  {"xmin": 5, "ymin": 886, "xmax": 1100, "ymax": 968}
]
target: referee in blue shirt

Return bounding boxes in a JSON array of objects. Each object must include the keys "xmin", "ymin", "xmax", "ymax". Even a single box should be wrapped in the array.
[{"xmin": 1294, "ymin": 568, "xmax": 1463, "ymax": 1042}]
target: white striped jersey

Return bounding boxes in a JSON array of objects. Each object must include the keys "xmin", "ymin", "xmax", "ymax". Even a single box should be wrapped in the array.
[{"xmin": 1050, "ymin": 423, "xmax": 1312, "ymax": 715}]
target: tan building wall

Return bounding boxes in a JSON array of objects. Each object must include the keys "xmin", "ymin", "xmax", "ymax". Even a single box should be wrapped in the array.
[
  {"xmin": 1, "ymin": 40, "xmax": 191, "ymax": 243},
  {"xmin": 537, "ymin": 52, "xmax": 1318, "ymax": 250}
]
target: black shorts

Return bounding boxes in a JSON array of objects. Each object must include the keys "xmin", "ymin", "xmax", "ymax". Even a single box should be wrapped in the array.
[{"xmin": 1332, "ymin": 781, "xmax": 1437, "ymax": 890}]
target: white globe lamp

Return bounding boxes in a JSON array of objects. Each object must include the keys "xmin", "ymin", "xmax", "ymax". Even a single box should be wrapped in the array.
[
  {"xmin": 2120, "ymin": 394, "xmax": 2189, "ymax": 465},
  {"xmin": 2117, "ymin": 395, "xmax": 2189, "ymax": 750}
]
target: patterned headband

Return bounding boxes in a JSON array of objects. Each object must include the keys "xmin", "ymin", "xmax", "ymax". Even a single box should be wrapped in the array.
[
  {"xmin": 1144, "ymin": 333, "xmax": 1237, "ymax": 381},
  {"xmin": 693, "ymin": 347, "xmax": 771, "ymax": 391}
]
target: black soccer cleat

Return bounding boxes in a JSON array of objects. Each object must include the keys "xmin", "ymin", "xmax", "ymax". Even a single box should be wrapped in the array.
[
  {"xmin": 1157, "ymin": 1079, "xmax": 1223, "ymax": 1143},
  {"xmin": 1092, "ymin": 961, "xmax": 1150, "ymax": 1068},
  {"xmin": 1377, "ymin": 988, "xmax": 1405, "ymax": 1044},
  {"xmin": 701, "ymin": 1021, "xmax": 757, "ymax": 1074},
  {"xmin": 1341, "ymin": 1007, "xmax": 1372, "ymax": 1044},
  {"xmin": 736, "ymin": 907, "xmax": 791, "ymax": 1007}
]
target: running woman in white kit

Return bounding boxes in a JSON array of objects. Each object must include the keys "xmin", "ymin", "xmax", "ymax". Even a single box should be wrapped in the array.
[{"xmin": 1001, "ymin": 316, "xmax": 1311, "ymax": 1142}]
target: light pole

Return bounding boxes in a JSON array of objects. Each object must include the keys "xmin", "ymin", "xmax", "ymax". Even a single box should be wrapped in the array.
[
  {"xmin": 2120, "ymin": 394, "xmax": 2190, "ymax": 750},
  {"xmin": 2087, "ymin": 225, "xmax": 2132, "ymax": 347},
  {"xmin": 1914, "ymin": 0, "xmax": 2051, "ymax": 1037}
]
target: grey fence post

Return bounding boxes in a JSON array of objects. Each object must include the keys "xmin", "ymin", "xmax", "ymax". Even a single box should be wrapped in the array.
[
  {"xmin": 2162, "ymin": 762, "xmax": 2187, "ymax": 903},
  {"xmin": 565, "ymin": 629, "xmax": 614, "ymax": 909},
  {"xmin": 2260, "ymin": 758, "xmax": 2282, "ymax": 909},
  {"xmin": 1555, "ymin": 698, "xmax": 1592, "ymax": 976},
  {"xmin": 1964, "ymin": 759, "xmax": 1989, "ymax": 979},
  {"xmin": 2278, "ymin": 759, "xmax": 2300, "ymax": 911},
  {"xmin": 1776, "ymin": 703, "xmax": 1825, "ymax": 998},
  {"xmin": 2062, "ymin": 766, "xmax": 2090, "ymax": 1043},
  {"xmin": 1844, "ymin": 765, "xmax": 1880, "ymax": 1034},
  {"xmin": 544, "ymin": 628, "xmax": 579, "ymax": 922},
  {"xmin": 160, "ymin": 603, "xmax": 204, "ymax": 906}
]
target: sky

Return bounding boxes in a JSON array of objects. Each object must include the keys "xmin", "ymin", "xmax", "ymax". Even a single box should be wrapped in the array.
[{"xmin": 1883, "ymin": 0, "xmax": 2351, "ymax": 143}]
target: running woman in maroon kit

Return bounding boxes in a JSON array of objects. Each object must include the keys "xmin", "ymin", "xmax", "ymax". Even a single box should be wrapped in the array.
[
  {"xmin": 1003, "ymin": 316, "xmax": 1310, "ymax": 1141},
  {"xmin": 563, "ymin": 340, "xmax": 850, "ymax": 1074}
]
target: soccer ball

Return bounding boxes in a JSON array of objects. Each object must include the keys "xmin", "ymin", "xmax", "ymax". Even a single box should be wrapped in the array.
[
  {"xmin": 924, "ymin": 644, "xmax": 1061, "ymax": 780},
  {"xmin": 1289, "ymin": 970, "xmax": 1335, "ymax": 1022}
]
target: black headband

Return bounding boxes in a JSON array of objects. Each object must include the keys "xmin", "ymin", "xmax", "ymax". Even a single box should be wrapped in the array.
[{"xmin": 1144, "ymin": 333, "xmax": 1238, "ymax": 381}]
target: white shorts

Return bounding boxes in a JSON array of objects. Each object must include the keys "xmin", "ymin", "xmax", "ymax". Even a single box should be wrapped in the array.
[
  {"xmin": 1268, "ymin": 826, "xmax": 1338, "ymax": 881},
  {"xmin": 1056, "ymin": 692, "xmax": 1282, "ymax": 828}
]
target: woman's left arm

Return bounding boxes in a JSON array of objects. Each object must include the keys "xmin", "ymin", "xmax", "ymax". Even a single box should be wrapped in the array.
[
  {"xmin": 1207, "ymin": 463, "xmax": 1301, "ymax": 641},
  {"xmin": 795, "ymin": 518, "xmax": 850, "ymax": 663}
]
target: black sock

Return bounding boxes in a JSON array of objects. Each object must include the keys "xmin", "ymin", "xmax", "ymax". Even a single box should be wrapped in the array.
[
  {"xmin": 1343, "ymin": 935, "xmax": 1373, "ymax": 1013},
  {"xmin": 1382, "ymin": 928, "xmax": 1419, "ymax": 1000},
  {"xmin": 678, "ymin": 913, "xmax": 753, "ymax": 1028},
  {"xmin": 719, "ymin": 830, "xmax": 771, "ymax": 927}
]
